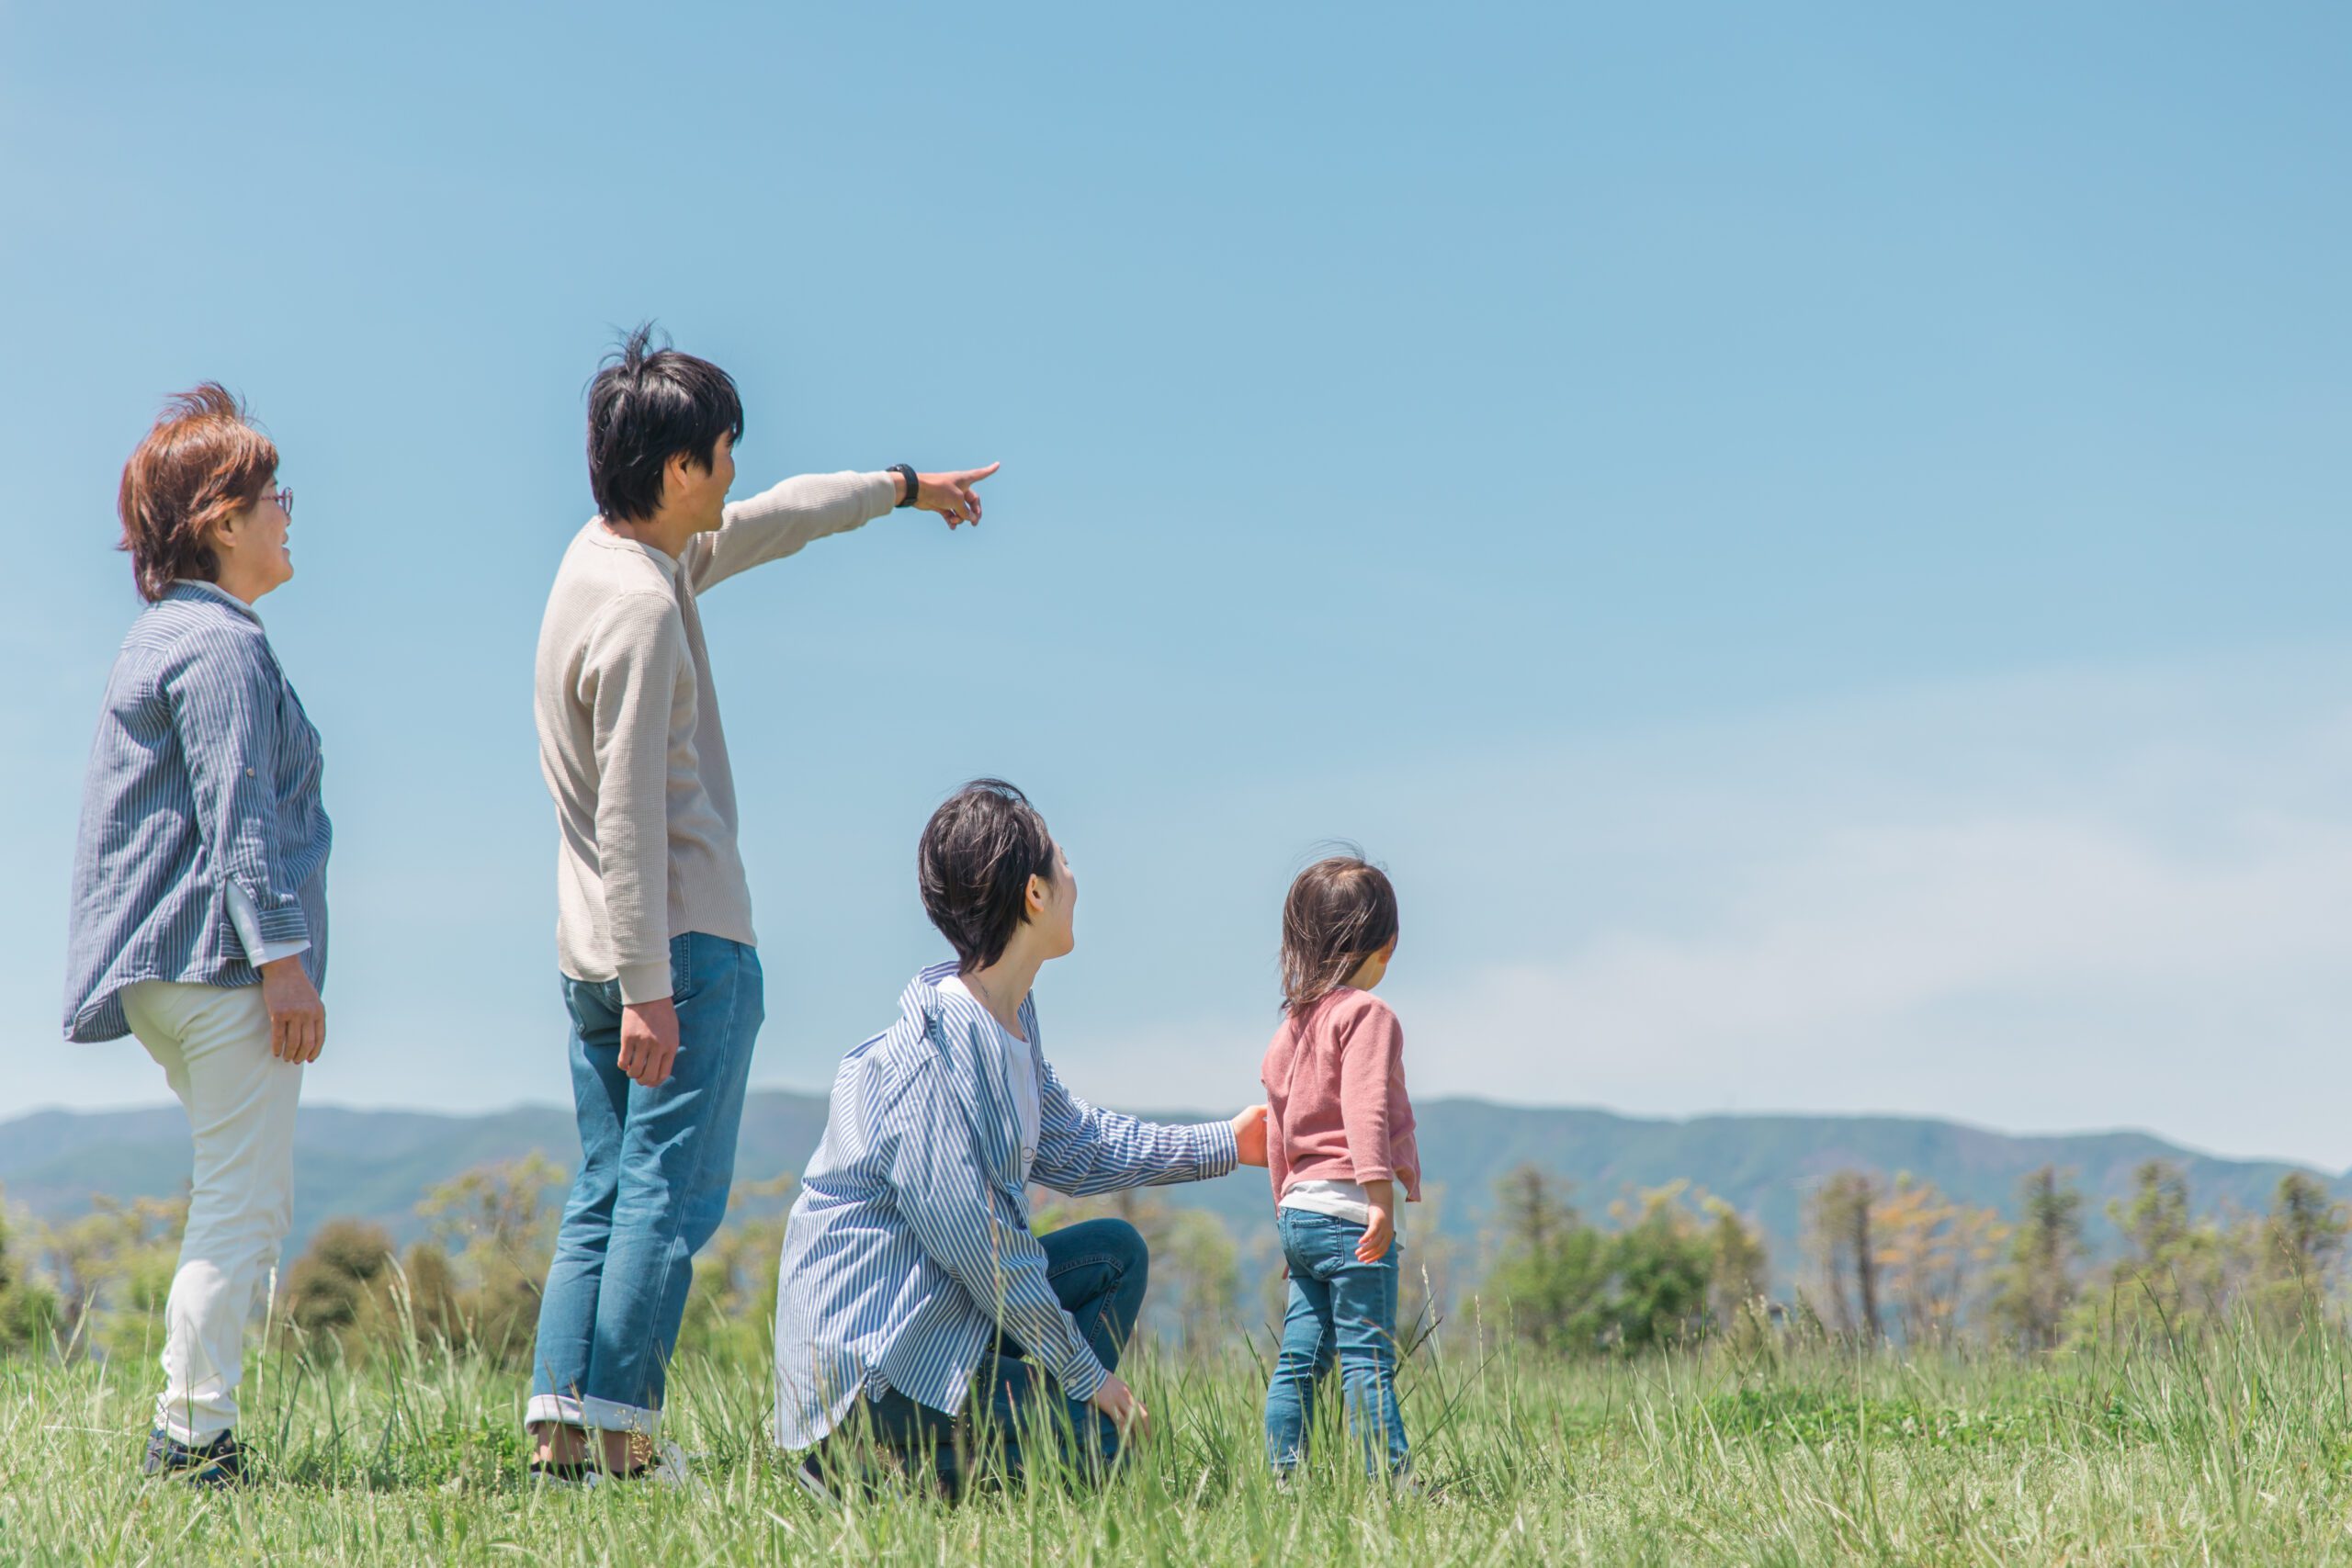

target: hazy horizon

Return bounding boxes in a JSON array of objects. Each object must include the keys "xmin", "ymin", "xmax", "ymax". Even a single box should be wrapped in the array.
[{"xmin": 9, "ymin": 1088, "xmax": 2346, "ymax": 1179}]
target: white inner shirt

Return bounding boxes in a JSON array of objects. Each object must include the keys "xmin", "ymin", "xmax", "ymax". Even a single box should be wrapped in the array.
[
  {"xmin": 940, "ymin": 976, "xmax": 1042, "ymax": 1179},
  {"xmin": 1281, "ymin": 1179, "xmax": 1405, "ymax": 1241}
]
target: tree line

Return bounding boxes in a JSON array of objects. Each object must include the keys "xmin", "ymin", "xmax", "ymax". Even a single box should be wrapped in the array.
[
  {"xmin": 1484, "ymin": 1160, "xmax": 2352, "ymax": 1356},
  {"xmin": 0, "ymin": 1156, "xmax": 2344, "ymax": 1365}
]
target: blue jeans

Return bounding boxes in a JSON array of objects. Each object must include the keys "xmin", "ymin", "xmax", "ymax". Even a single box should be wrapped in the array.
[
  {"xmin": 1264, "ymin": 1207, "xmax": 1408, "ymax": 1479},
  {"xmin": 526, "ymin": 932, "xmax": 763, "ymax": 1437},
  {"xmin": 847, "ymin": 1218, "xmax": 1148, "ymax": 1492}
]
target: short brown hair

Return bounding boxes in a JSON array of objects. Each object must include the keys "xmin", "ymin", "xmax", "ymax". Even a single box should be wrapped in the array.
[
  {"xmin": 1280, "ymin": 852, "xmax": 1400, "ymax": 1016},
  {"xmin": 118, "ymin": 384, "xmax": 278, "ymax": 602}
]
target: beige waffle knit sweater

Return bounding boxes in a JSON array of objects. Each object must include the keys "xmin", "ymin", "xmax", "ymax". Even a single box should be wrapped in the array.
[{"xmin": 534, "ymin": 472, "xmax": 897, "ymax": 1001}]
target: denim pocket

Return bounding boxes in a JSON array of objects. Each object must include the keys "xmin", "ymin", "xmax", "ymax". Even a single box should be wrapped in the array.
[
  {"xmin": 1279, "ymin": 1209, "xmax": 1368, "ymax": 1282},
  {"xmin": 668, "ymin": 933, "xmax": 700, "ymax": 1009}
]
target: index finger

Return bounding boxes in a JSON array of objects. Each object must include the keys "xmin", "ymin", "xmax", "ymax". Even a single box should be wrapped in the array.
[{"xmin": 962, "ymin": 461, "xmax": 1001, "ymax": 485}]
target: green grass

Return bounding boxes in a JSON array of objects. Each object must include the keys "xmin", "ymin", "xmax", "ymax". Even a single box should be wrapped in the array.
[{"xmin": 10, "ymin": 1316, "xmax": 2352, "ymax": 1565}]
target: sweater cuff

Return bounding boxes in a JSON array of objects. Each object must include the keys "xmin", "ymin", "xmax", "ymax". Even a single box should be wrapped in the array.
[
  {"xmin": 859, "ymin": 470, "xmax": 900, "ymax": 518},
  {"xmin": 616, "ymin": 960, "xmax": 673, "ymax": 1006},
  {"xmin": 1189, "ymin": 1119, "xmax": 1239, "ymax": 1181}
]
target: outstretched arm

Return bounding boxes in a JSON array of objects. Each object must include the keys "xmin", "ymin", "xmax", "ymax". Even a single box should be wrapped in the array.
[
  {"xmin": 681, "ymin": 462, "xmax": 1000, "ymax": 592},
  {"xmin": 1029, "ymin": 1062, "xmax": 1260, "ymax": 1197}
]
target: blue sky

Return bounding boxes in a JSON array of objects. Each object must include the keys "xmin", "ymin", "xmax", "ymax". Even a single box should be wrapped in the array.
[{"xmin": 4, "ymin": 4, "xmax": 2348, "ymax": 1164}]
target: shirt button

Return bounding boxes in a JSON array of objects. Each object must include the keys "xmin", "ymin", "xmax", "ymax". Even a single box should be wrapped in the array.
[{"xmin": 245, "ymin": 767, "xmax": 256, "ymax": 777}]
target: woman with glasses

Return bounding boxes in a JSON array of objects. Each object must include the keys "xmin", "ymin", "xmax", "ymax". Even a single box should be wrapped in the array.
[{"xmin": 62, "ymin": 385, "xmax": 330, "ymax": 1487}]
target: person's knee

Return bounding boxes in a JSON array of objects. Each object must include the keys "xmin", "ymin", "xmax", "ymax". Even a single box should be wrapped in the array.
[
  {"xmin": 675, "ymin": 1162, "xmax": 739, "ymax": 1255},
  {"xmin": 1082, "ymin": 1217, "xmax": 1148, "ymax": 1283},
  {"xmin": 1046, "ymin": 1215, "xmax": 1149, "ymax": 1283}
]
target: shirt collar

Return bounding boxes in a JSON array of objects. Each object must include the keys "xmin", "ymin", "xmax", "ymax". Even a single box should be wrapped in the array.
[{"xmin": 166, "ymin": 579, "xmax": 263, "ymax": 626}]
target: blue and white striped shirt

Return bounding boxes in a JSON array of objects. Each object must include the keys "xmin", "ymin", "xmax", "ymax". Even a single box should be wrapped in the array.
[
  {"xmin": 773, "ymin": 963, "xmax": 1238, "ymax": 1450},
  {"xmin": 62, "ymin": 582, "xmax": 331, "ymax": 1043}
]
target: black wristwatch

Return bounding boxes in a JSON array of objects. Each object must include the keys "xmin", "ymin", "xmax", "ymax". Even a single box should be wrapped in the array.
[{"xmin": 889, "ymin": 464, "xmax": 921, "ymax": 508}]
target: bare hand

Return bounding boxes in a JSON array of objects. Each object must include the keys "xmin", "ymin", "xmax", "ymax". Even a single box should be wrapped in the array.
[
  {"xmin": 1232, "ymin": 1104, "xmax": 1270, "ymax": 1168},
  {"xmin": 1357, "ymin": 1179, "xmax": 1396, "ymax": 1263},
  {"xmin": 912, "ymin": 462, "xmax": 999, "ymax": 527},
  {"xmin": 1088, "ymin": 1372, "xmax": 1151, "ymax": 1439},
  {"xmin": 618, "ymin": 998, "xmax": 680, "ymax": 1088},
  {"xmin": 260, "ymin": 957, "xmax": 324, "ymax": 1064}
]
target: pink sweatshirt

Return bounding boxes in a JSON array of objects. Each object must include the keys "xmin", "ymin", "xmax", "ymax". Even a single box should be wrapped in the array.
[{"xmin": 1260, "ymin": 988, "xmax": 1421, "ymax": 1205}]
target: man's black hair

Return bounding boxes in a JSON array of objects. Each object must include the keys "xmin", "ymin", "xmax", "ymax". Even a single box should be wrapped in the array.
[
  {"xmin": 919, "ymin": 780, "xmax": 1058, "ymax": 974},
  {"xmin": 585, "ymin": 322, "xmax": 745, "ymax": 522}
]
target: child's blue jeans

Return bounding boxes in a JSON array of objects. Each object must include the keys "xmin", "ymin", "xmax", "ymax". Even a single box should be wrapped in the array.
[{"xmin": 1264, "ymin": 1207, "xmax": 1408, "ymax": 1479}]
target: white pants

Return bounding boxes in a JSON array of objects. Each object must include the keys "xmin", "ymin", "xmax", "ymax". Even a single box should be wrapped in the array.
[{"xmin": 119, "ymin": 979, "xmax": 301, "ymax": 1444}]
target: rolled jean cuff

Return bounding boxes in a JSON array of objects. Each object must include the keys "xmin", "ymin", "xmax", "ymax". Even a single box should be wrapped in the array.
[{"xmin": 525, "ymin": 1391, "xmax": 662, "ymax": 1438}]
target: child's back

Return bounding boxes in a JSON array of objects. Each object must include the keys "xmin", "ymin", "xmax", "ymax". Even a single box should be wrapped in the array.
[
  {"xmin": 1261, "ymin": 987, "xmax": 1420, "ymax": 1222},
  {"xmin": 1257, "ymin": 854, "xmax": 1416, "ymax": 1483}
]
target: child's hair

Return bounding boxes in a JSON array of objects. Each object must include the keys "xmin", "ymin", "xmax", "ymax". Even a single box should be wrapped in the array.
[{"xmin": 1280, "ymin": 852, "xmax": 1399, "ymax": 1015}]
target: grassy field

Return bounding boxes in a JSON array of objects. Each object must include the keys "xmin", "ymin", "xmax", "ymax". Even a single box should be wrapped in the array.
[{"xmin": 9, "ymin": 1315, "xmax": 2352, "ymax": 1566}]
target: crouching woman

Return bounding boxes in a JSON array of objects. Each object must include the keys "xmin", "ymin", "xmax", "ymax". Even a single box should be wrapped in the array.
[{"xmin": 773, "ymin": 780, "xmax": 1268, "ymax": 1492}]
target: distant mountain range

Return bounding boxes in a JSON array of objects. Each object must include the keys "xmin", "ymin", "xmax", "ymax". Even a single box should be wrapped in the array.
[{"xmin": 1, "ymin": 1096, "xmax": 2332, "ymax": 1285}]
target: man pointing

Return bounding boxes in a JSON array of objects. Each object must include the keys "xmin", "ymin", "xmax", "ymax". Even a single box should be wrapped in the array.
[{"xmin": 525, "ymin": 325, "xmax": 995, "ymax": 1481}]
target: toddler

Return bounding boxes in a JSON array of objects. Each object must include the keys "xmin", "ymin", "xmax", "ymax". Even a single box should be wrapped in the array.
[{"xmin": 1260, "ymin": 853, "xmax": 1418, "ymax": 1482}]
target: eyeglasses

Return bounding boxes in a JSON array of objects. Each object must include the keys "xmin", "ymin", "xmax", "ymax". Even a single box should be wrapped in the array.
[{"xmin": 271, "ymin": 486, "xmax": 294, "ymax": 518}]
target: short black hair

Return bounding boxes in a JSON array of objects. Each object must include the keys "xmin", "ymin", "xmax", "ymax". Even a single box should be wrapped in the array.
[
  {"xmin": 585, "ymin": 322, "xmax": 745, "ymax": 523},
  {"xmin": 919, "ymin": 779, "xmax": 1058, "ymax": 973}
]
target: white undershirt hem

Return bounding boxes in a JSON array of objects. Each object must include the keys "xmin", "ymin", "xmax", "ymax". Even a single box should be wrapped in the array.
[{"xmin": 1280, "ymin": 1179, "xmax": 1405, "ymax": 1241}]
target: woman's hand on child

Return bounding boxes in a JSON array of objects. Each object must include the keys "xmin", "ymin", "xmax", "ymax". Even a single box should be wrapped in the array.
[{"xmin": 1232, "ymin": 1104, "xmax": 1271, "ymax": 1168}]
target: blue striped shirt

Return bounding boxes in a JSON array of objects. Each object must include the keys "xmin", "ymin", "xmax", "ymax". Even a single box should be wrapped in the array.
[
  {"xmin": 62, "ymin": 582, "xmax": 331, "ymax": 1043},
  {"xmin": 773, "ymin": 962, "xmax": 1238, "ymax": 1450}
]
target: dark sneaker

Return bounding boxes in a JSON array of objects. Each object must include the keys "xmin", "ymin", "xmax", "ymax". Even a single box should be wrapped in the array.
[{"xmin": 142, "ymin": 1428, "xmax": 245, "ymax": 1487}]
